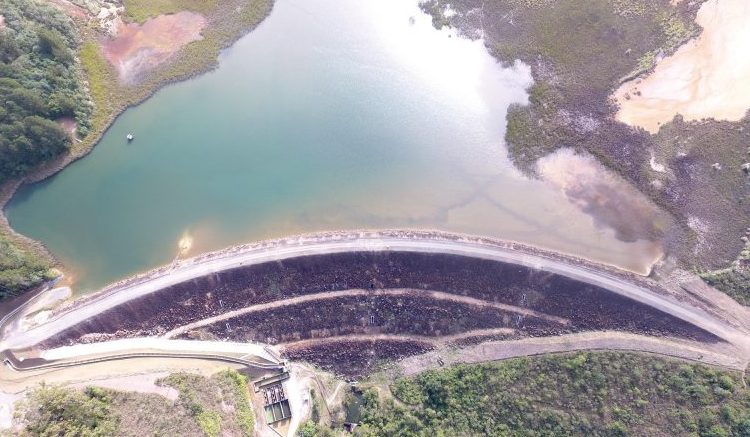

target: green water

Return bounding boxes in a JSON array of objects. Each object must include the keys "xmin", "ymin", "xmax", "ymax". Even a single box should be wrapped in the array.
[{"xmin": 5, "ymin": 0, "xmax": 661, "ymax": 292}]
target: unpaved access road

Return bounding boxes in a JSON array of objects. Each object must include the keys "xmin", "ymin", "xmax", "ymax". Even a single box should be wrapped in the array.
[
  {"xmin": 162, "ymin": 288, "xmax": 570, "ymax": 339},
  {"xmin": 2, "ymin": 231, "xmax": 746, "ymax": 353},
  {"xmin": 398, "ymin": 331, "xmax": 748, "ymax": 375}
]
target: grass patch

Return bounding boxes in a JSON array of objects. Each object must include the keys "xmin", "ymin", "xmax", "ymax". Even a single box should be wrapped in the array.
[
  {"xmin": 78, "ymin": 41, "xmax": 119, "ymax": 152},
  {"xmin": 650, "ymin": 116, "xmax": 750, "ymax": 270},
  {"xmin": 18, "ymin": 371, "xmax": 256, "ymax": 437},
  {"xmin": 159, "ymin": 369, "xmax": 256, "ymax": 436},
  {"xmin": 161, "ymin": 373, "xmax": 207, "ymax": 416},
  {"xmin": 217, "ymin": 369, "xmax": 255, "ymax": 436},
  {"xmin": 701, "ymin": 242, "xmax": 750, "ymax": 305},
  {"xmin": 105, "ymin": 389, "xmax": 203, "ymax": 437},
  {"xmin": 353, "ymin": 352, "xmax": 750, "ymax": 436},
  {"xmin": 123, "ymin": 0, "xmax": 219, "ymax": 23},
  {"xmin": 196, "ymin": 410, "xmax": 222, "ymax": 437}
]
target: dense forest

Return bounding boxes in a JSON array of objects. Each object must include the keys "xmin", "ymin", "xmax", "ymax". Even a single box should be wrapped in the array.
[
  {"xmin": 0, "ymin": 0, "xmax": 91, "ymax": 184},
  {"xmin": 357, "ymin": 353, "xmax": 750, "ymax": 436},
  {"xmin": 0, "ymin": 233, "xmax": 55, "ymax": 300},
  {"xmin": 302, "ymin": 352, "xmax": 750, "ymax": 437},
  {"xmin": 0, "ymin": 0, "xmax": 92, "ymax": 299}
]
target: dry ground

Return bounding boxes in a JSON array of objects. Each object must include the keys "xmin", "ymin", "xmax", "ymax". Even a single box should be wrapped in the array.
[
  {"xmin": 615, "ymin": 0, "xmax": 750, "ymax": 132},
  {"xmin": 101, "ymin": 11, "xmax": 207, "ymax": 83}
]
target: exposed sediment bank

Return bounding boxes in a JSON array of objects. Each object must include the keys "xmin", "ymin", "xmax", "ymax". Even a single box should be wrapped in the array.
[
  {"xmin": 102, "ymin": 11, "xmax": 207, "ymax": 83},
  {"xmin": 614, "ymin": 0, "xmax": 750, "ymax": 132}
]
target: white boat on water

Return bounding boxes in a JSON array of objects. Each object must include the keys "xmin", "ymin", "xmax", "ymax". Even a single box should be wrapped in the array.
[{"xmin": 126, "ymin": 133, "xmax": 134, "ymax": 141}]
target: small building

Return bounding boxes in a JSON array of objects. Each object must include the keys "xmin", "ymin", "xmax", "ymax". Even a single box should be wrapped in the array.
[
  {"xmin": 262, "ymin": 383, "xmax": 292, "ymax": 424},
  {"xmin": 255, "ymin": 372, "xmax": 292, "ymax": 425}
]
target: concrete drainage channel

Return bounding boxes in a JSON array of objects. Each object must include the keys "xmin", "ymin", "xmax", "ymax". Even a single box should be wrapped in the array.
[{"xmin": 2, "ymin": 350, "xmax": 284, "ymax": 372}]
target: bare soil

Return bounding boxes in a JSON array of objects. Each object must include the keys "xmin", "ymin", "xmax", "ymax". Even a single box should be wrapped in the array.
[
  {"xmin": 283, "ymin": 339, "xmax": 434, "ymax": 379},
  {"xmin": 101, "ymin": 11, "xmax": 207, "ymax": 84},
  {"xmin": 69, "ymin": 372, "xmax": 177, "ymax": 400},
  {"xmin": 615, "ymin": 0, "xmax": 750, "ymax": 132},
  {"xmin": 398, "ymin": 331, "xmax": 746, "ymax": 376}
]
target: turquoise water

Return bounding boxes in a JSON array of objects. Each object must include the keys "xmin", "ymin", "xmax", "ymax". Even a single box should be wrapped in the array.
[{"xmin": 6, "ymin": 0, "xmax": 661, "ymax": 292}]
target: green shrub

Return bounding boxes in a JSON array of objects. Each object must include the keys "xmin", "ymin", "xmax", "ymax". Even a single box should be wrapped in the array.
[
  {"xmin": 196, "ymin": 410, "xmax": 222, "ymax": 437},
  {"xmin": 0, "ymin": 234, "xmax": 55, "ymax": 299},
  {"xmin": 20, "ymin": 385, "xmax": 118, "ymax": 436},
  {"xmin": 353, "ymin": 352, "xmax": 750, "ymax": 436},
  {"xmin": 217, "ymin": 369, "xmax": 255, "ymax": 436},
  {"xmin": 0, "ymin": 0, "xmax": 90, "ymax": 185}
]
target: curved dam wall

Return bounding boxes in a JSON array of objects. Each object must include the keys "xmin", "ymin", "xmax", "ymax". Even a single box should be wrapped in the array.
[{"xmin": 41, "ymin": 251, "xmax": 719, "ymax": 352}]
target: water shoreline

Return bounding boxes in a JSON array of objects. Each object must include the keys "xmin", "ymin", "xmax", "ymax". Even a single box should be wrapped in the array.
[
  {"xmin": 0, "ymin": 0, "xmax": 276, "ymax": 295},
  {"xmin": 3, "ymin": 229, "xmax": 735, "ymax": 352},
  {"xmin": 19, "ymin": 229, "xmax": 680, "ymax": 327}
]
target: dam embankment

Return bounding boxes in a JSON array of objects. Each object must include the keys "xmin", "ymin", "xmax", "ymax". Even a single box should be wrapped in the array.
[{"xmin": 41, "ymin": 250, "xmax": 720, "ymax": 350}]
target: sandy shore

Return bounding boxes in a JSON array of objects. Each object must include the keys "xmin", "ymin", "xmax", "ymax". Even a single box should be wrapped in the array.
[{"xmin": 614, "ymin": 0, "xmax": 750, "ymax": 133}]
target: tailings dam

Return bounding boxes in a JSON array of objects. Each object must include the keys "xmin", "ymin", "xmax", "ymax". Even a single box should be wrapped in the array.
[{"xmin": 18, "ymin": 232, "xmax": 738, "ymax": 377}]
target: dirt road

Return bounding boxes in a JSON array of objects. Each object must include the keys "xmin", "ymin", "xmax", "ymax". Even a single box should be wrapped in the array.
[
  {"xmin": 162, "ymin": 288, "xmax": 570, "ymax": 339},
  {"xmin": 398, "ymin": 331, "xmax": 747, "ymax": 375}
]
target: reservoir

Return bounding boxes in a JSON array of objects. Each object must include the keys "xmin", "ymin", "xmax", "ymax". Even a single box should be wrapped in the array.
[{"xmin": 6, "ymin": 0, "xmax": 664, "ymax": 293}]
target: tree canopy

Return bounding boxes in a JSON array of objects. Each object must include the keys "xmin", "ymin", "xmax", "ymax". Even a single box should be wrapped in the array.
[{"xmin": 0, "ymin": 0, "xmax": 92, "ymax": 184}]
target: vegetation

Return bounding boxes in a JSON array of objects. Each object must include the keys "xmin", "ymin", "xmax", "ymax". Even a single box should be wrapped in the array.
[
  {"xmin": 0, "ymin": 0, "xmax": 91, "ymax": 184},
  {"xmin": 352, "ymin": 352, "xmax": 750, "ymax": 437},
  {"xmin": 16, "ymin": 385, "xmax": 117, "ymax": 436},
  {"xmin": 702, "ymin": 267, "xmax": 750, "ymax": 306},
  {"xmin": 299, "ymin": 420, "xmax": 339, "ymax": 437},
  {"xmin": 0, "ymin": 233, "xmax": 55, "ymax": 300},
  {"xmin": 0, "ymin": 0, "xmax": 273, "ymax": 301},
  {"xmin": 123, "ymin": 0, "xmax": 219, "ymax": 23},
  {"xmin": 701, "ymin": 242, "xmax": 750, "ymax": 305},
  {"xmin": 297, "ymin": 389, "xmax": 335, "ymax": 436},
  {"xmin": 78, "ymin": 41, "xmax": 116, "ymax": 141},
  {"xmin": 217, "ymin": 369, "xmax": 255, "ymax": 435},
  {"xmin": 160, "ymin": 373, "xmax": 226, "ymax": 436},
  {"xmin": 159, "ymin": 369, "xmax": 256, "ymax": 436},
  {"xmin": 0, "ymin": 0, "xmax": 89, "ymax": 299},
  {"xmin": 422, "ymin": 0, "xmax": 750, "ymax": 278},
  {"xmin": 14, "ymin": 370, "xmax": 255, "ymax": 436}
]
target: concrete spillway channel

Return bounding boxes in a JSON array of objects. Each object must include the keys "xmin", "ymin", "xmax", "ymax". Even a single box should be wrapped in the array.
[
  {"xmin": 1, "ymin": 230, "xmax": 748, "ymax": 378},
  {"xmin": 3, "ymin": 351, "xmax": 280, "ymax": 372},
  {"xmin": 1, "ymin": 339, "xmax": 283, "ymax": 377}
]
